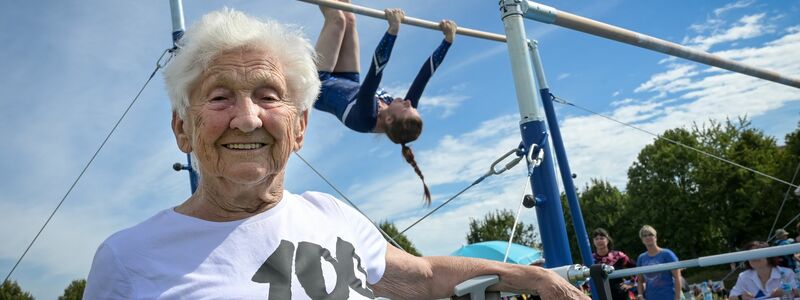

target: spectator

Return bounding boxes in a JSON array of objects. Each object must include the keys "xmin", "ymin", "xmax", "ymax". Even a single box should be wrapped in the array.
[
  {"xmin": 728, "ymin": 241, "xmax": 798, "ymax": 300},
  {"xmin": 771, "ymin": 229, "xmax": 796, "ymax": 269},
  {"xmin": 636, "ymin": 225, "xmax": 681, "ymax": 300},
  {"xmin": 592, "ymin": 228, "xmax": 637, "ymax": 300}
]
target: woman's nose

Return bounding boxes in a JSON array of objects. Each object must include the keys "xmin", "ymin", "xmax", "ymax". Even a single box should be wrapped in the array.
[{"xmin": 230, "ymin": 98, "xmax": 262, "ymax": 132}]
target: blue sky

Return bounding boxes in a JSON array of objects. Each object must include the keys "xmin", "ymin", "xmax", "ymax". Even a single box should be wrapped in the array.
[{"xmin": 1, "ymin": 0, "xmax": 799, "ymax": 298}]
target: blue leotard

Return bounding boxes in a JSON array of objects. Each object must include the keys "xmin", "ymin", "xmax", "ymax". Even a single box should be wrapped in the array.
[{"xmin": 314, "ymin": 32, "xmax": 452, "ymax": 133}]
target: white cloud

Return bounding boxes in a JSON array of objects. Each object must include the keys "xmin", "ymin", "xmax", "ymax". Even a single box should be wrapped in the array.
[
  {"xmin": 686, "ymin": 13, "xmax": 773, "ymax": 51},
  {"xmin": 612, "ymin": 90, "xmax": 621, "ymax": 97},
  {"xmin": 560, "ymin": 18, "xmax": 800, "ymax": 189},
  {"xmin": 714, "ymin": 0, "xmax": 755, "ymax": 16},
  {"xmin": 557, "ymin": 73, "xmax": 571, "ymax": 80}
]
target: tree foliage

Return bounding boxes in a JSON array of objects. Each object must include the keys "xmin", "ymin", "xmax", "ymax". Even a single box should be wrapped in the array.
[
  {"xmin": 0, "ymin": 280, "xmax": 34, "ymax": 300},
  {"xmin": 58, "ymin": 279, "xmax": 86, "ymax": 300},
  {"xmin": 561, "ymin": 179, "xmax": 633, "ymax": 264},
  {"xmin": 379, "ymin": 221, "xmax": 421, "ymax": 256},
  {"xmin": 624, "ymin": 118, "xmax": 797, "ymax": 260},
  {"xmin": 557, "ymin": 117, "xmax": 800, "ymax": 267},
  {"xmin": 466, "ymin": 209, "xmax": 540, "ymax": 248}
]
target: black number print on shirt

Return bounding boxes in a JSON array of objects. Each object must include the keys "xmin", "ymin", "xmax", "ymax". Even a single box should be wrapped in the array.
[{"xmin": 251, "ymin": 237, "xmax": 375, "ymax": 299}]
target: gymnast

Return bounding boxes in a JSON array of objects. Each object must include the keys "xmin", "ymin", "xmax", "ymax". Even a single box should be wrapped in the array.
[{"xmin": 314, "ymin": 1, "xmax": 456, "ymax": 204}]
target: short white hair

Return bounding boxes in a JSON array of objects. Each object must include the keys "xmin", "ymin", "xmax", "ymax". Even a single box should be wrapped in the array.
[{"xmin": 163, "ymin": 8, "xmax": 320, "ymax": 118}]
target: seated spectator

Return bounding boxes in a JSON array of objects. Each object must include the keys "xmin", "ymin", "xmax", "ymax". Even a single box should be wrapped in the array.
[{"xmin": 728, "ymin": 241, "xmax": 798, "ymax": 300}]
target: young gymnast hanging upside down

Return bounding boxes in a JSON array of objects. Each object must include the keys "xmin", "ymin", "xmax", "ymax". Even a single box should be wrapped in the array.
[{"xmin": 314, "ymin": 1, "xmax": 457, "ymax": 204}]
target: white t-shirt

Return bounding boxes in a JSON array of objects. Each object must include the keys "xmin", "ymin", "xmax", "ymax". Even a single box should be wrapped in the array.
[
  {"xmin": 84, "ymin": 191, "xmax": 387, "ymax": 299},
  {"xmin": 729, "ymin": 266, "xmax": 796, "ymax": 298}
]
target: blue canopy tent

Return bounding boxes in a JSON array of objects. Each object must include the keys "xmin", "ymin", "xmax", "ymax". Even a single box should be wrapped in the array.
[{"xmin": 451, "ymin": 241, "xmax": 543, "ymax": 265}]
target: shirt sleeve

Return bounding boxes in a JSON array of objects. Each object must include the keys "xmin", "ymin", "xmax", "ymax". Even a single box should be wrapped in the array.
[
  {"xmin": 666, "ymin": 249, "xmax": 679, "ymax": 262},
  {"xmin": 83, "ymin": 243, "xmax": 133, "ymax": 299},
  {"xmin": 728, "ymin": 273, "xmax": 748, "ymax": 296},
  {"xmin": 404, "ymin": 39, "xmax": 452, "ymax": 107},
  {"xmin": 620, "ymin": 251, "xmax": 637, "ymax": 269}
]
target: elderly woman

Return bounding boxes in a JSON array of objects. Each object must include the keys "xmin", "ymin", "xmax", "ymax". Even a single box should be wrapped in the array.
[
  {"xmin": 728, "ymin": 241, "xmax": 798, "ymax": 300},
  {"xmin": 636, "ymin": 225, "xmax": 681, "ymax": 300},
  {"xmin": 83, "ymin": 9, "xmax": 587, "ymax": 300}
]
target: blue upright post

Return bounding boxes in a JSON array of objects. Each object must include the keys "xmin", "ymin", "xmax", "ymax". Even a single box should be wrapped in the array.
[
  {"xmin": 529, "ymin": 42, "xmax": 598, "ymax": 300},
  {"xmin": 500, "ymin": 0, "xmax": 572, "ymax": 268},
  {"xmin": 169, "ymin": 0, "xmax": 198, "ymax": 193}
]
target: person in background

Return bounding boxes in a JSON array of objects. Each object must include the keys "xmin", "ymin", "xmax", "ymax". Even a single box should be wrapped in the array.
[
  {"xmin": 771, "ymin": 229, "xmax": 796, "ymax": 270},
  {"xmin": 636, "ymin": 225, "xmax": 681, "ymax": 300},
  {"xmin": 728, "ymin": 241, "xmax": 798, "ymax": 300},
  {"xmin": 592, "ymin": 228, "xmax": 637, "ymax": 300}
]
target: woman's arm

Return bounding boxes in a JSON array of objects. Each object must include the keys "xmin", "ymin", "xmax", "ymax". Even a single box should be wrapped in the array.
[
  {"xmin": 371, "ymin": 244, "xmax": 589, "ymax": 300},
  {"xmin": 637, "ymin": 275, "xmax": 645, "ymax": 299},
  {"xmin": 671, "ymin": 269, "xmax": 681, "ymax": 300}
]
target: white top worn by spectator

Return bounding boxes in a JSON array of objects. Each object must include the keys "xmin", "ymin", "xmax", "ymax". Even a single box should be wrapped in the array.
[{"xmin": 729, "ymin": 266, "xmax": 796, "ymax": 298}]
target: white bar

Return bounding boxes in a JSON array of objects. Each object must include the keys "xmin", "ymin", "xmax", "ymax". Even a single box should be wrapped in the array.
[
  {"xmin": 522, "ymin": 0, "xmax": 800, "ymax": 89},
  {"xmin": 609, "ymin": 243, "xmax": 800, "ymax": 279},
  {"xmin": 297, "ymin": 0, "xmax": 508, "ymax": 43},
  {"xmin": 501, "ymin": 0, "xmax": 544, "ymax": 122}
]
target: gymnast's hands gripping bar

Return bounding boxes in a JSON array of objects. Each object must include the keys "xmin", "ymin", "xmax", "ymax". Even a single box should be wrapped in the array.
[{"xmin": 297, "ymin": 0, "xmax": 509, "ymax": 43}]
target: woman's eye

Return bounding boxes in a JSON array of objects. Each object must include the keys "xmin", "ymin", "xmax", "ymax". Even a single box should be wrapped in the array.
[{"xmin": 211, "ymin": 96, "xmax": 227, "ymax": 101}]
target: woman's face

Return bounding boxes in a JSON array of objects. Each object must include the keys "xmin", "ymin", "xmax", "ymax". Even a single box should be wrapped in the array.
[
  {"xmin": 385, "ymin": 98, "xmax": 419, "ymax": 124},
  {"xmin": 640, "ymin": 232, "xmax": 657, "ymax": 247},
  {"xmin": 748, "ymin": 257, "xmax": 768, "ymax": 269},
  {"xmin": 173, "ymin": 47, "xmax": 307, "ymax": 185},
  {"xmin": 593, "ymin": 235, "xmax": 609, "ymax": 249}
]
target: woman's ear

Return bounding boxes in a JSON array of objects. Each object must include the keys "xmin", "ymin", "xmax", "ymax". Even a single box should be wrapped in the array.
[
  {"xmin": 293, "ymin": 110, "xmax": 309, "ymax": 151},
  {"xmin": 172, "ymin": 111, "xmax": 192, "ymax": 153}
]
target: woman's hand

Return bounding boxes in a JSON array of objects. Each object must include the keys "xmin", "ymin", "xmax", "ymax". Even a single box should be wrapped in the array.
[
  {"xmin": 530, "ymin": 268, "xmax": 590, "ymax": 300},
  {"xmin": 439, "ymin": 19, "xmax": 457, "ymax": 43},
  {"xmin": 384, "ymin": 8, "xmax": 404, "ymax": 35}
]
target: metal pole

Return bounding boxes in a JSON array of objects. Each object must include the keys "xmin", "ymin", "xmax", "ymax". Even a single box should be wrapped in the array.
[
  {"xmin": 169, "ymin": 0, "xmax": 199, "ymax": 193},
  {"xmin": 297, "ymin": 0, "xmax": 508, "ymax": 43},
  {"xmin": 500, "ymin": 0, "xmax": 572, "ymax": 268},
  {"xmin": 609, "ymin": 243, "xmax": 800, "ymax": 279},
  {"xmin": 521, "ymin": 1, "xmax": 800, "ymax": 90},
  {"xmin": 529, "ymin": 41, "xmax": 596, "ymax": 298},
  {"xmin": 169, "ymin": 0, "xmax": 185, "ymax": 46}
]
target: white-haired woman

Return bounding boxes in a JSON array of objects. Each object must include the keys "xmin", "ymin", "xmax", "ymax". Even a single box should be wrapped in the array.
[{"xmin": 83, "ymin": 9, "xmax": 586, "ymax": 299}]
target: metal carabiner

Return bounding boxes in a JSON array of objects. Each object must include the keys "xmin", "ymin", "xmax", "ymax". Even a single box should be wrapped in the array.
[
  {"xmin": 489, "ymin": 148, "xmax": 524, "ymax": 175},
  {"xmin": 156, "ymin": 48, "xmax": 176, "ymax": 69}
]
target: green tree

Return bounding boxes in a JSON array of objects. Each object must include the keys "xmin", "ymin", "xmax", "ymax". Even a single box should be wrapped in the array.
[
  {"xmin": 379, "ymin": 221, "xmax": 421, "ymax": 256},
  {"xmin": 0, "ymin": 280, "xmax": 34, "ymax": 300},
  {"xmin": 466, "ymin": 209, "xmax": 540, "ymax": 248},
  {"xmin": 561, "ymin": 179, "xmax": 634, "ymax": 263},
  {"xmin": 625, "ymin": 118, "xmax": 793, "ymax": 260},
  {"xmin": 58, "ymin": 279, "xmax": 86, "ymax": 300}
]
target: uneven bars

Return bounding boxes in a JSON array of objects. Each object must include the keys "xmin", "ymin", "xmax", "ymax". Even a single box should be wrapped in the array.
[
  {"xmin": 522, "ymin": 1, "xmax": 800, "ymax": 89},
  {"xmin": 297, "ymin": 0, "xmax": 508, "ymax": 43}
]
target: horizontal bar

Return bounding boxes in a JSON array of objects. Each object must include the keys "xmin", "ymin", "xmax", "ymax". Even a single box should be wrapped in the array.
[
  {"xmin": 609, "ymin": 243, "xmax": 800, "ymax": 279},
  {"xmin": 522, "ymin": 1, "xmax": 800, "ymax": 89},
  {"xmin": 297, "ymin": 0, "xmax": 508, "ymax": 43}
]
